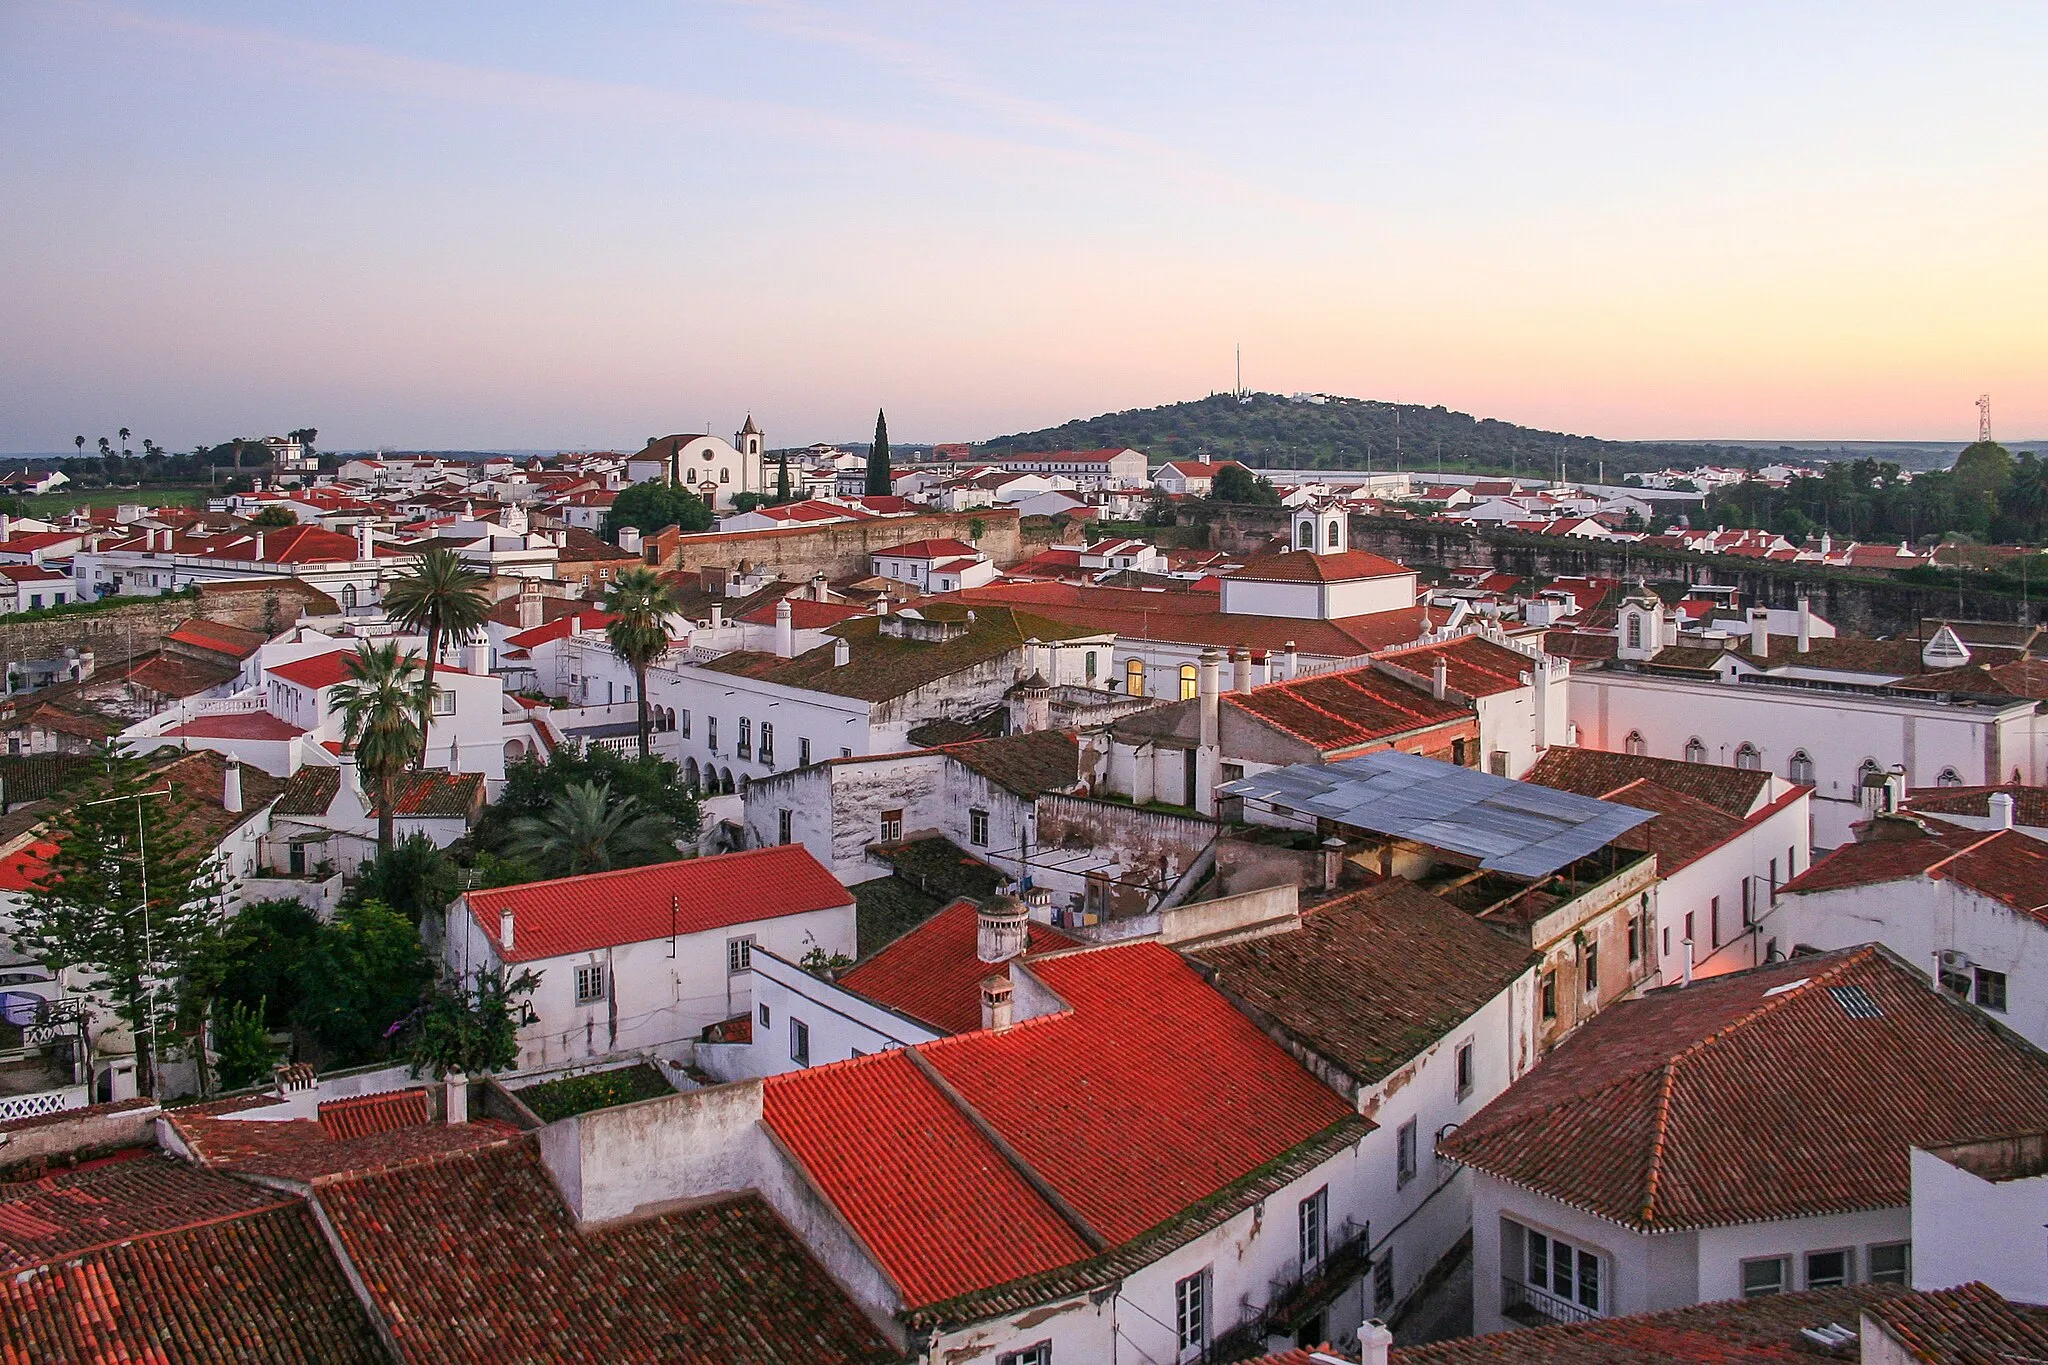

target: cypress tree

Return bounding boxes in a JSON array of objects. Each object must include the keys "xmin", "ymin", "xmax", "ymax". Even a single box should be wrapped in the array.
[
  {"xmin": 775, "ymin": 454, "xmax": 791, "ymax": 504},
  {"xmin": 866, "ymin": 409, "xmax": 892, "ymax": 496}
]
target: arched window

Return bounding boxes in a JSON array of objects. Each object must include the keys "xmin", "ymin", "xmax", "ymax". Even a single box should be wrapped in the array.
[
  {"xmin": 1625, "ymin": 614, "xmax": 1642, "ymax": 651},
  {"xmin": 1326, "ymin": 519, "xmax": 1341, "ymax": 549},
  {"xmin": 1788, "ymin": 750, "xmax": 1816, "ymax": 785},
  {"xmin": 1451, "ymin": 738, "xmax": 1468, "ymax": 766},
  {"xmin": 1684, "ymin": 738, "xmax": 1708, "ymax": 764},
  {"xmin": 341, "ymin": 583, "xmax": 357, "ymax": 609},
  {"xmin": 1126, "ymin": 658, "xmax": 1145, "ymax": 697},
  {"xmin": 1938, "ymin": 767, "xmax": 1963, "ymax": 787},
  {"xmin": 737, "ymin": 717, "xmax": 752, "ymax": 759},
  {"xmin": 1085, "ymin": 650, "xmax": 1098, "ymax": 680},
  {"xmin": 1297, "ymin": 521, "xmax": 1313, "ymax": 549},
  {"xmin": 1625, "ymin": 730, "xmax": 1646, "ymax": 757},
  {"xmin": 1735, "ymin": 742, "xmax": 1761, "ymax": 772},
  {"xmin": 759, "ymin": 723, "xmax": 774, "ymax": 764},
  {"xmin": 1179, "ymin": 663, "xmax": 1198, "ymax": 701}
]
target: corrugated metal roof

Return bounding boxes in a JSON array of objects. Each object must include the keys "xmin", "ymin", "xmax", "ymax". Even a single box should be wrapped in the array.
[{"xmin": 1217, "ymin": 751, "xmax": 1653, "ymax": 879}]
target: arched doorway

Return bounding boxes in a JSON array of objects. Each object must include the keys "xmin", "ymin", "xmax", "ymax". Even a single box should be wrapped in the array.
[{"xmin": 685, "ymin": 757, "xmax": 700, "ymax": 790}]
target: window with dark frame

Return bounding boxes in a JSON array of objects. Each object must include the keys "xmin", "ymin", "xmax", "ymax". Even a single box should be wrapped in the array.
[
  {"xmin": 1868, "ymin": 1242, "xmax": 1910, "ymax": 1284},
  {"xmin": 969, "ymin": 808, "xmax": 989, "ymax": 847},
  {"xmin": 1741, "ymin": 1256, "xmax": 1788, "ymax": 1297},
  {"xmin": 1396, "ymin": 1118, "xmax": 1418, "ymax": 1187},
  {"xmin": 737, "ymin": 717, "xmax": 752, "ymax": 759},
  {"xmin": 759, "ymin": 723, "xmax": 773, "ymax": 764},
  {"xmin": 798, "ymin": 736, "xmax": 810, "ymax": 766},
  {"xmin": 880, "ymin": 809, "xmax": 903, "ymax": 843},
  {"xmin": 573, "ymin": 964, "xmax": 605, "ymax": 1004},
  {"xmin": 1713, "ymin": 895, "xmax": 1722, "ymax": 948},
  {"xmin": 1585, "ymin": 942, "xmax": 1599, "ymax": 993},
  {"xmin": 778, "ymin": 809, "xmax": 792, "ymax": 845},
  {"xmin": 1456, "ymin": 1040, "xmax": 1474, "ymax": 1099},
  {"xmin": 1374, "ymin": 1248, "xmax": 1395, "ymax": 1313},
  {"xmin": 789, "ymin": 1018, "xmax": 810, "ymax": 1066},
  {"xmin": 1541, "ymin": 972, "xmax": 1556, "ymax": 1019},
  {"xmin": 1975, "ymin": 968, "xmax": 2008, "ymax": 1012},
  {"xmin": 727, "ymin": 937, "xmax": 753, "ymax": 974},
  {"xmin": 1525, "ymin": 1229, "xmax": 1600, "ymax": 1313},
  {"xmin": 998, "ymin": 1344, "xmax": 1051, "ymax": 1365},
  {"xmin": 758, "ymin": 1002, "xmax": 770, "ymax": 1027},
  {"xmin": 1805, "ymin": 1248, "xmax": 1851, "ymax": 1289},
  {"xmin": 1298, "ymin": 1186, "xmax": 1327, "ymax": 1273}
]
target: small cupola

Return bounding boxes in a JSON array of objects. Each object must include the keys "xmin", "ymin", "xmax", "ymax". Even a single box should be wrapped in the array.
[{"xmin": 975, "ymin": 893, "xmax": 1030, "ymax": 964}]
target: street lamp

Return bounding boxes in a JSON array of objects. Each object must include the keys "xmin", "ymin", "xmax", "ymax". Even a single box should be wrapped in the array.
[{"xmin": 84, "ymin": 786, "xmax": 172, "ymax": 1097}]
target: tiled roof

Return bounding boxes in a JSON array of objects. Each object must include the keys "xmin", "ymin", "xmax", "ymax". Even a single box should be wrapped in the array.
[
  {"xmin": 735, "ymin": 597, "xmax": 869, "ymax": 629},
  {"xmin": 1862, "ymin": 1281, "xmax": 2048, "ymax": 1365},
  {"xmin": 149, "ymin": 750, "xmax": 286, "ymax": 849},
  {"xmin": 0, "ymin": 838, "xmax": 56, "ymax": 892},
  {"xmin": 117, "ymin": 652, "xmax": 240, "ymax": 698},
  {"xmin": 1393, "ymin": 1284, "xmax": 1908, "ymax": 1362},
  {"xmin": 1543, "ymin": 629, "xmax": 1618, "ymax": 663},
  {"xmin": 701, "ymin": 605, "xmax": 1098, "ymax": 703},
  {"xmin": 463, "ymin": 845, "xmax": 852, "ymax": 964},
  {"xmin": 765, "ymin": 941, "xmax": 1364, "ymax": 1313},
  {"xmin": 1377, "ymin": 635, "xmax": 1539, "ymax": 698},
  {"xmin": 1903, "ymin": 783, "xmax": 2048, "ymax": 828},
  {"xmin": 1523, "ymin": 747, "xmax": 1773, "ymax": 817},
  {"xmin": 1187, "ymin": 879, "xmax": 1538, "ymax": 1089},
  {"xmin": 316, "ymin": 1139, "xmax": 899, "ymax": 1364},
  {"xmin": 1783, "ymin": 815, "xmax": 2048, "ymax": 920},
  {"xmin": 503, "ymin": 609, "xmax": 613, "ymax": 649},
  {"xmin": 0, "ymin": 1149, "xmax": 283, "ymax": 1270},
  {"xmin": 938, "ymin": 729, "xmax": 1083, "ymax": 798},
  {"xmin": 1595, "ymin": 778, "xmax": 1755, "ymax": 875},
  {"xmin": 1224, "ymin": 549, "xmax": 1412, "ymax": 583},
  {"xmin": 838, "ymin": 897, "xmax": 1079, "ymax": 1033},
  {"xmin": 318, "ymin": 1087, "xmax": 430, "ymax": 1139},
  {"xmin": 169, "ymin": 1094, "xmax": 521, "ymax": 1183},
  {"xmin": 1438, "ymin": 947, "xmax": 2048, "ymax": 1230},
  {"xmin": 0, "ymin": 1201, "xmax": 384, "ymax": 1363},
  {"xmin": 164, "ymin": 617, "xmax": 267, "ymax": 658},
  {"xmin": 268, "ymin": 649, "xmax": 359, "ymax": 689},
  {"xmin": 874, "ymin": 538, "xmax": 979, "ymax": 560},
  {"xmin": 486, "ymin": 594, "xmax": 587, "ymax": 628},
  {"xmin": 1891, "ymin": 656, "xmax": 2048, "ymax": 700},
  {"xmin": 276, "ymin": 765, "xmax": 482, "ymax": 819},
  {"xmin": 1224, "ymin": 664, "xmax": 1469, "ymax": 753}
]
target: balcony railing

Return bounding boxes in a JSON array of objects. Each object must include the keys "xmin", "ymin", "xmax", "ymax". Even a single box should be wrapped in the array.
[{"xmin": 1501, "ymin": 1276, "xmax": 1600, "ymax": 1327}]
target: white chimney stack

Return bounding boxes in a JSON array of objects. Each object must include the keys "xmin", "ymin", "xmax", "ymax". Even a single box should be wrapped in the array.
[
  {"xmin": 1360, "ymin": 1319, "xmax": 1394, "ymax": 1365},
  {"xmin": 1232, "ymin": 648, "xmax": 1251, "ymax": 693},
  {"xmin": 1284, "ymin": 641, "xmax": 1299, "ymax": 681},
  {"xmin": 1796, "ymin": 596, "xmax": 1812, "ymax": 654},
  {"xmin": 444, "ymin": 1071, "xmax": 469, "ymax": 1125},
  {"xmin": 500, "ymin": 908, "xmax": 515, "ymax": 953},
  {"xmin": 617, "ymin": 525, "xmax": 642, "ymax": 555},
  {"xmin": 1748, "ymin": 607, "xmax": 1770, "ymax": 658},
  {"xmin": 1431, "ymin": 658, "xmax": 1448, "ymax": 701},
  {"xmin": 833, "ymin": 637, "xmax": 850, "ymax": 667},
  {"xmin": 253, "ymin": 531, "xmax": 266, "ymax": 562},
  {"xmin": 221, "ymin": 761, "xmax": 243, "ymax": 814},
  {"xmin": 1197, "ymin": 648, "xmax": 1222, "ymax": 751},
  {"xmin": 1990, "ymin": 791, "xmax": 2016, "ymax": 829},
  {"xmin": 1682, "ymin": 937, "xmax": 1694, "ymax": 987},
  {"xmin": 980, "ymin": 974, "xmax": 1014, "ymax": 1031},
  {"xmin": 774, "ymin": 598, "xmax": 794, "ymax": 659},
  {"xmin": 709, "ymin": 602, "xmax": 723, "ymax": 630},
  {"xmin": 975, "ymin": 894, "xmax": 1029, "ymax": 964},
  {"xmin": 466, "ymin": 640, "xmax": 490, "ymax": 675}
]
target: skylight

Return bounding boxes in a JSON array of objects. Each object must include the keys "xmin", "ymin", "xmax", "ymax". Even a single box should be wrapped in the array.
[{"xmin": 1828, "ymin": 984, "xmax": 1883, "ymax": 1019}]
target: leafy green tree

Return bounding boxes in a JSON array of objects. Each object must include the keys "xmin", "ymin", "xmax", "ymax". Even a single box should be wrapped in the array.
[
  {"xmin": 330, "ymin": 642, "xmax": 429, "ymax": 853},
  {"xmin": 1210, "ymin": 463, "xmax": 1282, "ymax": 506},
  {"xmin": 604, "ymin": 566, "xmax": 682, "ymax": 758},
  {"xmin": 247, "ymin": 506, "xmax": 297, "ymax": 528},
  {"xmin": 1952, "ymin": 440, "xmax": 2015, "ymax": 501},
  {"xmin": 474, "ymin": 748, "xmax": 700, "ymax": 851},
  {"xmin": 604, "ymin": 481, "xmax": 712, "ymax": 539},
  {"xmin": 214, "ymin": 897, "xmax": 321, "ymax": 1029},
  {"xmin": 213, "ymin": 998, "xmax": 276, "ymax": 1090},
  {"xmin": 16, "ymin": 762, "xmax": 225, "ymax": 1096},
  {"xmin": 381, "ymin": 545, "xmax": 491, "ymax": 762},
  {"xmin": 403, "ymin": 966, "xmax": 541, "ymax": 1077},
  {"xmin": 866, "ymin": 409, "xmax": 892, "ymax": 496},
  {"xmin": 295, "ymin": 899, "xmax": 433, "ymax": 1066},
  {"xmin": 507, "ymin": 781, "xmax": 677, "ymax": 878},
  {"xmin": 346, "ymin": 835, "xmax": 460, "ymax": 925}
]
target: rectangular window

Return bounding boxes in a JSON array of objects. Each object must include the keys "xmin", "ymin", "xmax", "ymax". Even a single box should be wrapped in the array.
[
  {"xmin": 759, "ymin": 723, "xmax": 773, "ymax": 764},
  {"xmin": 798, "ymin": 737, "xmax": 811, "ymax": 766},
  {"xmin": 840, "ymin": 747, "xmax": 852, "ymax": 759},
  {"xmin": 1741, "ymin": 1256, "xmax": 1788, "ymax": 1297},
  {"xmin": 998, "ymin": 1344, "xmax": 1051, "ymax": 1365},
  {"xmin": 1663, "ymin": 926, "xmax": 1671, "ymax": 959},
  {"xmin": 1585, "ymin": 942, "xmax": 1599, "ymax": 994},
  {"xmin": 737, "ymin": 717, "xmax": 752, "ymax": 759},
  {"xmin": 1525, "ymin": 1230, "xmax": 1599, "ymax": 1313},
  {"xmin": 778, "ymin": 809, "xmax": 792, "ymax": 845},
  {"xmin": 1975, "ymin": 968, "xmax": 2008, "ymax": 1012},
  {"xmin": 574, "ymin": 964, "xmax": 606, "ymax": 1004},
  {"xmin": 1627, "ymin": 915, "xmax": 1641, "ymax": 964},
  {"xmin": 1805, "ymin": 1248, "xmax": 1851, "ymax": 1289},
  {"xmin": 707, "ymin": 716, "xmax": 718, "ymax": 750},
  {"xmin": 880, "ymin": 809, "xmax": 903, "ymax": 843},
  {"xmin": 727, "ymin": 936, "xmax": 754, "ymax": 974},
  {"xmin": 431, "ymin": 688, "xmax": 456, "ymax": 715},
  {"xmin": 1397, "ymin": 1118, "xmax": 1418, "ymax": 1187},
  {"xmin": 1939, "ymin": 958, "xmax": 1973, "ymax": 995},
  {"xmin": 679, "ymin": 708, "xmax": 691, "ymax": 737},
  {"xmin": 1456, "ymin": 1040, "xmax": 1474, "ymax": 1099},
  {"xmin": 790, "ymin": 1018, "xmax": 810, "ymax": 1066},
  {"xmin": 1174, "ymin": 1269, "xmax": 1208, "ymax": 1356},
  {"xmin": 758, "ymin": 1002, "xmax": 770, "ymax": 1027},
  {"xmin": 1541, "ymin": 972, "xmax": 1556, "ymax": 1020},
  {"xmin": 1298, "ymin": 1186, "xmax": 1327, "ymax": 1272},
  {"xmin": 1788, "ymin": 844, "xmax": 1797, "ymax": 878},
  {"xmin": 1868, "ymin": 1242, "xmax": 1911, "ymax": 1285},
  {"xmin": 1374, "ymin": 1248, "xmax": 1395, "ymax": 1314},
  {"xmin": 1769, "ymin": 857, "xmax": 1779, "ymax": 905},
  {"xmin": 1684, "ymin": 911, "xmax": 1695, "ymax": 947},
  {"xmin": 969, "ymin": 808, "xmax": 989, "ymax": 847}
]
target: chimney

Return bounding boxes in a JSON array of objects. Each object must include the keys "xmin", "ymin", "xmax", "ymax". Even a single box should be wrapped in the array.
[
  {"xmin": 1796, "ymin": 596, "xmax": 1812, "ymax": 653},
  {"xmin": 466, "ymin": 640, "xmax": 490, "ymax": 675},
  {"xmin": 874, "ymin": 596, "xmax": 890, "ymax": 617},
  {"xmin": 443, "ymin": 1071, "xmax": 469, "ymax": 1125},
  {"xmin": 833, "ymin": 637, "xmax": 850, "ymax": 667},
  {"xmin": 518, "ymin": 578, "xmax": 543, "ymax": 629},
  {"xmin": 709, "ymin": 602, "xmax": 723, "ymax": 629},
  {"xmin": 1231, "ymin": 648, "xmax": 1251, "ymax": 694},
  {"xmin": 1360, "ymin": 1320, "xmax": 1394, "ymax": 1365},
  {"xmin": 1990, "ymin": 791, "xmax": 2016, "ymax": 829},
  {"xmin": 811, "ymin": 572, "xmax": 828, "ymax": 602},
  {"xmin": 1682, "ymin": 937, "xmax": 1694, "ymax": 987},
  {"xmin": 1197, "ymin": 648, "xmax": 1222, "ymax": 751},
  {"xmin": 1284, "ymin": 641, "xmax": 1299, "ymax": 681},
  {"xmin": 221, "ymin": 760, "xmax": 243, "ymax": 814},
  {"xmin": 774, "ymin": 598, "xmax": 794, "ymax": 659},
  {"xmin": 355, "ymin": 523, "xmax": 373, "ymax": 561},
  {"xmin": 1320, "ymin": 836, "xmax": 1346, "ymax": 891},
  {"xmin": 617, "ymin": 525, "xmax": 643, "ymax": 555},
  {"xmin": 1251, "ymin": 651, "xmax": 1270, "ymax": 687},
  {"xmin": 975, "ymin": 893, "xmax": 1029, "ymax": 964},
  {"xmin": 499, "ymin": 908, "xmax": 515, "ymax": 952},
  {"xmin": 980, "ymin": 974, "xmax": 1014, "ymax": 1031},
  {"xmin": 253, "ymin": 531, "xmax": 265, "ymax": 562},
  {"xmin": 1748, "ymin": 606, "xmax": 1770, "ymax": 658},
  {"xmin": 1431, "ymin": 658, "xmax": 1448, "ymax": 701}
]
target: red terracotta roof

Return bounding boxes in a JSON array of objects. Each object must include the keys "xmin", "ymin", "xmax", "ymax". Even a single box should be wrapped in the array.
[
  {"xmin": 0, "ymin": 839, "xmax": 56, "ymax": 892},
  {"xmin": 318, "ymin": 1087, "xmax": 430, "ymax": 1140},
  {"xmin": 316, "ymin": 1139, "xmax": 899, "ymax": 1364},
  {"xmin": 162, "ymin": 711, "xmax": 307, "ymax": 741},
  {"xmin": 946, "ymin": 580, "xmax": 1442, "ymax": 657},
  {"xmin": 735, "ymin": 597, "xmax": 869, "ymax": 629},
  {"xmin": 267, "ymin": 649, "xmax": 358, "ymax": 689},
  {"xmin": 1904, "ymin": 783, "xmax": 2048, "ymax": 828},
  {"xmin": 0, "ymin": 1149, "xmax": 283, "ymax": 1270},
  {"xmin": 463, "ymin": 845, "xmax": 852, "ymax": 963},
  {"xmin": 1438, "ymin": 947, "xmax": 2048, "ymax": 1230},
  {"xmin": 168, "ymin": 1095, "xmax": 520, "ymax": 1183},
  {"xmin": 1225, "ymin": 549, "xmax": 1412, "ymax": 583},
  {"xmin": 874, "ymin": 538, "xmax": 980, "ymax": 560},
  {"xmin": 1523, "ymin": 747, "xmax": 1773, "ymax": 817},
  {"xmin": 1862, "ymin": 1281, "xmax": 2048, "ymax": 1365},
  {"xmin": 1226, "ymin": 664, "xmax": 1469, "ymax": 753},
  {"xmin": 1783, "ymin": 817, "xmax": 2048, "ymax": 920},
  {"xmin": 503, "ymin": 609, "xmax": 614, "ymax": 650},
  {"xmin": 838, "ymin": 898, "xmax": 1079, "ymax": 1033},
  {"xmin": 1378, "ymin": 635, "xmax": 1538, "ymax": 697},
  {"xmin": 164, "ymin": 617, "xmax": 267, "ymax": 658}
]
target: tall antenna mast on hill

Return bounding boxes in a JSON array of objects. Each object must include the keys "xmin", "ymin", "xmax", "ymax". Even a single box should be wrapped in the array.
[
  {"xmin": 1977, "ymin": 393, "xmax": 1993, "ymax": 442},
  {"xmin": 1235, "ymin": 345, "xmax": 1243, "ymax": 402}
]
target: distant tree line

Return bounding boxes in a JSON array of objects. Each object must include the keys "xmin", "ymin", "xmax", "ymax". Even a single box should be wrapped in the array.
[
  {"xmin": 23, "ymin": 427, "xmax": 324, "ymax": 489},
  {"xmin": 1707, "ymin": 442, "xmax": 2047, "ymax": 546}
]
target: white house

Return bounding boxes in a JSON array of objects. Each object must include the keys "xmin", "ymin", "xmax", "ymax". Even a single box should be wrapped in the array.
[
  {"xmin": 1154, "ymin": 459, "xmax": 1243, "ymax": 496},
  {"xmin": 1218, "ymin": 507, "xmax": 1419, "ymax": 622},
  {"xmin": 622, "ymin": 419, "xmax": 769, "ymax": 511},
  {"xmin": 1773, "ymin": 808, "xmax": 2048, "ymax": 1049},
  {"xmin": 1910, "ymin": 1131, "xmax": 2048, "ymax": 1306},
  {"xmin": 1441, "ymin": 945, "xmax": 2048, "ymax": 1336},
  {"xmin": 442, "ymin": 845, "xmax": 856, "ymax": 1070},
  {"xmin": 869, "ymin": 538, "xmax": 995, "ymax": 592}
]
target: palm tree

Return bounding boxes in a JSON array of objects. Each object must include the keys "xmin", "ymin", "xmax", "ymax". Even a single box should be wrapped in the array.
[
  {"xmin": 118, "ymin": 427, "xmax": 130, "ymax": 457},
  {"xmin": 329, "ymin": 642, "xmax": 429, "ymax": 854},
  {"xmin": 507, "ymin": 781, "xmax": 676, "ymax": 878},
  {"xmin": 382, "ymin": 546, "xmax": 491, "ymax": 765},
  {"xmin": 73, "ymin": 436, "xmax": 84, "ymax": 456},
  {"xmin": 604, "ymin": 567, "xmax": 681, "ymax": 758}
]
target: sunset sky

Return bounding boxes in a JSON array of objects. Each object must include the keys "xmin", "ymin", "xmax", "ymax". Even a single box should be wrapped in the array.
[{"xmin": 4, "ymin": 1, "xmax": 2044, "ymax": 452}]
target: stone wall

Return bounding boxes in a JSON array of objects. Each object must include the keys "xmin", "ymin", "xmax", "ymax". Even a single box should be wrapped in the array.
[
  {"xmin": 0, "ymin": 578, "xmax": 337, "ymax": 672},
  {"xmin": 650, "ymin": 508, "xmax": 1023, "ymax": 580}
]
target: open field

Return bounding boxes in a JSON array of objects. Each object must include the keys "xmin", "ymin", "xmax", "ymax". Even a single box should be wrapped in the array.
[{"xmin": 15, "ymin": 486, "xmax": 208, "ymax": 513}]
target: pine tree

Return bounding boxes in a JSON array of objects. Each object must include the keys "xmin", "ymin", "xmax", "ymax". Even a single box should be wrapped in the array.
[{"xmin": 866, "ymin": 409, "xmax": 892, "ymax": 496}]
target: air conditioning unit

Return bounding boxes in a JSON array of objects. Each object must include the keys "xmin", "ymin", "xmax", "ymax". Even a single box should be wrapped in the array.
[{"xmin": 1938, "ymin": 949, "xmax": 1972, "ymax": 973}]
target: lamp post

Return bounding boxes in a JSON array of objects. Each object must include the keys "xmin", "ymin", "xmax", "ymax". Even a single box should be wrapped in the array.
[{"xmin": 84, "ymin": 786, "xmax": 172, "ymax": 1097}]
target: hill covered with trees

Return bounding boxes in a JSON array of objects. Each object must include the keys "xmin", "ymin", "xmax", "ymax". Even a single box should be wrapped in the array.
[
  {"xmin": 1707, "ymin": 441, "xmax": 2045, "ymax": 546},
  {"xmin": 978, "ymin": 392, "xmax": 1864, "ymax": 482}
]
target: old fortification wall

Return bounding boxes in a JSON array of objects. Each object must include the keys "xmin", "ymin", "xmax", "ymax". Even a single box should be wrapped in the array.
[
  {"xmin": 0, "ymin": 578, "xmax": 338, "ymax": 670},
  {"xmin": 650, "ymin": 508, "xmax": 1023, "ymax": 580}
]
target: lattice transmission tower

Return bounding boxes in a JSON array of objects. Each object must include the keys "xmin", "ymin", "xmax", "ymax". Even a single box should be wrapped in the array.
[{"xmin": 1977, "ymin": 393, "xmax": 1992, "ymax": 442}]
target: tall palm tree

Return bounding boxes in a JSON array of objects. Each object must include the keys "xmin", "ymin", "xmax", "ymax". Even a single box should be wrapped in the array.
[
  {"xmin": 604, "ymin": 567, "xmax": 681, "ymax": 758},
  {"xmin": 507, "ymin": 781, "xmax": 676, "ymax": 878},
  {"xmin": 118, "ymin": 427, "xmax": 130, "ymax": 457},
  {"xmin": 73, "ymin": 436, "xmax": 84, "ymax": 456},
  {"xmin": 382, "ymin": 546, "xmax": 491, "ymax": 766},
  {"xmin": 329, "ymin": 642, "xmax": 429, "ymax": 854}
]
